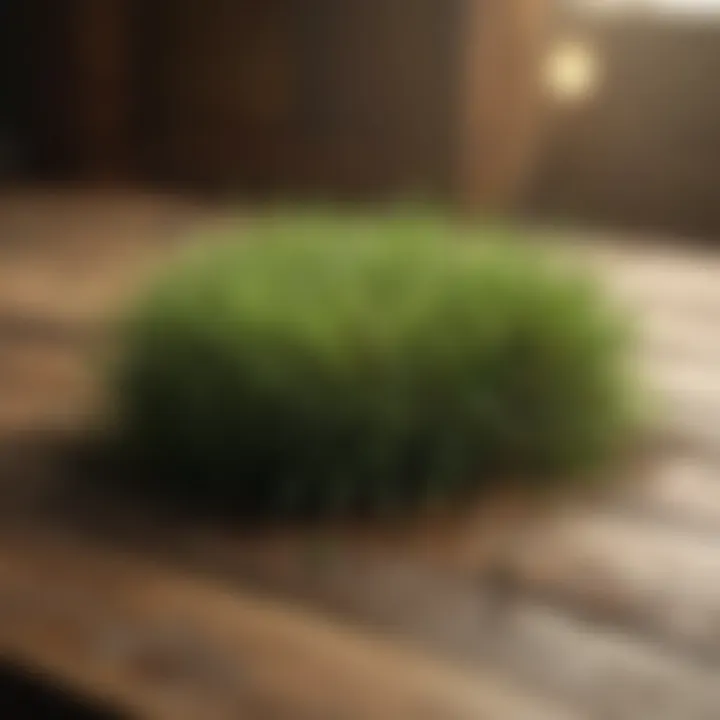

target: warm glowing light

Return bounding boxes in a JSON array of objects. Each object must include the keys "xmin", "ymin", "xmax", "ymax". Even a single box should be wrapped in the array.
[
  {"xmin": 545, "ymin": 40, "xmax": 600, "ymax": 103},
  {"xmin": 572, "ymin": 0, "xmax": 720, "ymax": 15}
]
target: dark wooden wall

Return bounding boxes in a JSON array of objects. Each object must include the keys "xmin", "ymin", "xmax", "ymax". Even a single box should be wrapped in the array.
[
  {"xmin": 8, "ymin": 0, "xmax": 550, "ymax": 210},
  {"xmin": 1, "ymin": 0, "xmax": 133, "ymax": 182},
  {"xmin": 135, "ymin": 0, "xmax": 460, "ymax": 199},
  {"xmin": 134, "ymin": 0, "xmax": 293, "ymax": 191},
  {"xmin": 10, "ymin": 0, "xmax": 551, "ymax": 210},
  {"xmin": 1, "ymin": 0, "xmax": 72, "ymax": 179}
]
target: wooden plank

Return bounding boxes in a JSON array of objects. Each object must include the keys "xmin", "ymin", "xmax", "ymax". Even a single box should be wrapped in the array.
[
  {"xmin": 71, "ymin": 0, "xmax": 131, "ymax": 182},
  {"xmin": 455, "ymin": 0, "xmax": 552, "ymax": 211},
  {"xmin": 126, "ymin": 518, "xmax": 720, "ymax": 720},
  {"xmin": 0, "ymin": 528, "xmax": 575, "ymax": 720},
  {"xmin": 623, "ymin": 455, "xmax": 720, "ymax": 532},
  {"xmin": 504, "ymin": 508, "xmax": 720, "ymax": 660}
]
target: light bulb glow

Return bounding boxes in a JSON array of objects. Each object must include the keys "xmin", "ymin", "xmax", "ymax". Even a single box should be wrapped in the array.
[{"xmin": 545, "ymin": 40, "xmax": 600, "ymax": 102}]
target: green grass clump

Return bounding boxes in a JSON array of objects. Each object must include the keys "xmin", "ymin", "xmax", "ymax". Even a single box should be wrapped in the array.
[{"xmin": 110, "ymin": 210, "xmax": 637, "ymax": 518}]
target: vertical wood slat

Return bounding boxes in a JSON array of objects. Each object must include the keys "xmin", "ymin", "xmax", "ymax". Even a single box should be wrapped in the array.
[
  {"xmin": 456, "ymin": 0, "xmax": 553, "ymax": 212},
  {"xmin": 71, "ymin": 0, "xmax": 131, "ymax": 182}
]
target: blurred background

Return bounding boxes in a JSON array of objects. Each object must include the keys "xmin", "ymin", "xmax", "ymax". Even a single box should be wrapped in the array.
[
  {"xmin": 3, "ymin": 0, "xmax": 720, "ymax": 237},
  {"xmin": 4, "ymin": 2, "xmax": 720, "ymax": 719}
]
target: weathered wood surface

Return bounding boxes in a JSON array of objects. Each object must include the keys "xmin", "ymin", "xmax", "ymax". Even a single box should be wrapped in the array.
[
  {"xmin": 4, "ymin": 193, "xmax": 720, "ymax": 718},
  {"xmin": 0, "ymin": 527, "xmax": 574, "ymax": 720}
]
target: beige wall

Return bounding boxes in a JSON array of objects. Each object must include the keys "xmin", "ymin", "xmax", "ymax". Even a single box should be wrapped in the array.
[{"xmin": 528, "ymin": 14, "xmax": 720, "ymax": 238}]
